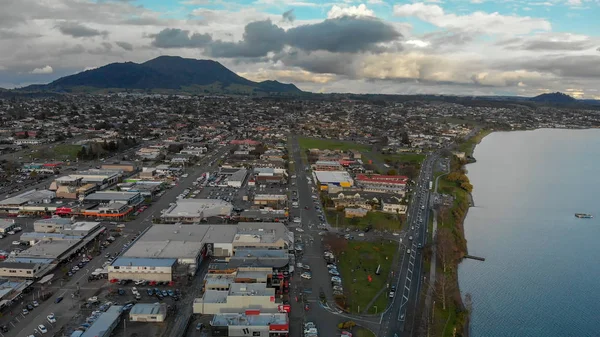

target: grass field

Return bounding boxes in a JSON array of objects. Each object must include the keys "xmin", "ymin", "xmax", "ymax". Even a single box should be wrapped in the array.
[
  {"xmin": 458, "ymin": 129, "xmax": 492, "ymax": 157},
  {"xmin": 298, "ymin": 137, "xmax": 370, "ymax": 152},
  {"xmin": 376, "ymin": 152, "xmax": 426, "ymax": 165},
  {"xmin": 354, "ymin": 327, "xmax": 376, "ymax": 337},
  {"xmin": 326, "ymin": 209, "xmax": 404, "ymax": 231},
  {"xmin": 338, "ymin": 240, "xmax": 397, "ymax": 314},
  {"xmin": 31, "ymin": 144, "xmax": 82, "ymax": 161}
]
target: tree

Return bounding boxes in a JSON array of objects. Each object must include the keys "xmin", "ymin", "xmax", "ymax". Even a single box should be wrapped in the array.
[
  {"xmin": 386, "ymin": 169, "xmax": 398, "ymax": 175},
  {"xmin": 323, "ymin": 233, "xmax": 348, "ymax": 254},
  {"xmin": 436, "ymin": 227, "xmax": 454, "ymax": 274},
  {"xmin": 435, "ymin": 272, "xmax": 451, "ymax": 311}
]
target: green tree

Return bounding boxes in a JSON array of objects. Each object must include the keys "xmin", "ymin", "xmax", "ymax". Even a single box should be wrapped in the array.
[{"xmin": 386, "ymin": 169, "xmax": 398, "ymax": 175}]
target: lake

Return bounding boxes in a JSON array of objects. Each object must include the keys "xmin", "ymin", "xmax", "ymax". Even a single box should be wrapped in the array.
[{"xmin": 459, "ymin": 129, "xmax": 600, "ymax": 337}]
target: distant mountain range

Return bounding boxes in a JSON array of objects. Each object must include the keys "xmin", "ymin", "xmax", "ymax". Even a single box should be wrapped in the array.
[{"xmin": 19, "ymin": 56, "xmax": 302, "ymax": 94}]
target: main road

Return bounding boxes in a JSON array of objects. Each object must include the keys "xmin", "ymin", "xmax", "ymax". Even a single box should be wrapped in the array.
[{"xmin": 380, "ymin": 152, "xmax": 439, "ymax": 337}]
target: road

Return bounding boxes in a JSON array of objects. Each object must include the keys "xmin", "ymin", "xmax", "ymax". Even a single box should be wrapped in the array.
[
  {"xmin": 380, "ymin": 152, "xmax": 439, "ymax": 337},
  {"xmin": 0, "ymin": 145, "xmax": 232, "ymax": 337}
]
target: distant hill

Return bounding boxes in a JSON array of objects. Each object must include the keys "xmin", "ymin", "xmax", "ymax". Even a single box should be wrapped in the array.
[
  {"xmin": 19, "ymin": 56, "xmax": 302, "ymax": 94},
  {"xmin": 530, "ymin": 92, "xmax": 576, "ymax": 103}
]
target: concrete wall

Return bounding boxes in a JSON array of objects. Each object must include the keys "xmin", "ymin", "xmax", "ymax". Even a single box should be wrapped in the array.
[{"xmin": 108, "ymin": 267, "xmax": 172, "ymax": 282}]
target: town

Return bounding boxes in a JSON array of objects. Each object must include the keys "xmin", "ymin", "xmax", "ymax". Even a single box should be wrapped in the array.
[{"xmin": 0, "ymin": 93, "xmax": 598, "ymax": 337}]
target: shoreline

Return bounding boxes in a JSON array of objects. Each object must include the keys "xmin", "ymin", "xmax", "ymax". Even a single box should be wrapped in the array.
[{"xmin": 456, "ymin": 129, "xmax": 491, "ymax": 337}]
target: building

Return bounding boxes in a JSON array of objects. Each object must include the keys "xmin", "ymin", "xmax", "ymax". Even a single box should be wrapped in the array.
[
  {"xmin": 330, "ymin": 191, "xmax": 377, "ymax": 210},
  {"xmin": 0, "ymin": 190, "xmax": 56, "ymax": 213},
  {"xmin": 139, "ymin": 167, "xmax": 157, "ymax": 179},
  {"xmin": 356, "ymin": 174, "xmax": 408, "ymax": 195},
  {"xmin": 193, "ymin": 283, "xmax": 279, "ymax": 315},
  {"xmin": 313, "ymin": 171, "xmax": 354, "ymax": 190},
  {"xmin": 313, "ymin": 160, "xmax": 343, "ymax": 171},
  {"xmin": 345, "ymin": 207, "xmax": 368, "ymax": 218},
  {"xmin": 237, "ymin": 209, "xmax": 288, "ymax": 223},
  {"xmin": 226, "ymin": 169, "xmax": 248, "ymax": 188},
  {"xmin": 160, "ymin": 199, "xmax": 233, "ymax": 223},
  {"xmin": 108, "ymin": 258, "xmax": 176, "ymax": 282},
  {"xmin": 381, "ymin": 196, "xmax": 407, "ymax": 214},
  {"xmin": 0, "ymin": 278, "xmax": 33, "ymax": 310},
  {"xmin": 210, "ymin": 312, "xmax": 289, "ymax": 337},
  {"xmin": 129, "ymin": 303, "xmax": 168, "ymax": 322},
  {"xmin": 180, "ymin": 146, "xmax": 207, "ymax": 157},
  {"xmin": 81, "ymin": 305, "xmax": 123, "ymax": 337},
  {"xmin": 102, "ymin": 162, "xmax": 136, "ymax": 172},
  {"xmin": 0, "ymin": 219, "xmax": 20, "ymax": 234},
  {"xmin": 84, "ymin": 191, "xmax": 142, "ymax": 206},
  {"xmin": 253, "ymin": 194, "xmax": 287, "ymax": 206},
  {"xmin": 0, "ymin": 262, "xmax": 44, "ymax": 279},
  {"xmin": 33, "ymin": 218, "xmax": 100, "ymax": 236},
  {"xmin": 54, "ymin": 170, "xmax": 121, "ymax": 189}
]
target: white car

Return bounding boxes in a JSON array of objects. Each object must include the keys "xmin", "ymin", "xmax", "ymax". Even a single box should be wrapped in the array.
[
  {"xmin": 12, "ymin": 241, "xmax": 20, "ymax": 245},
  {"xmin": 32, "ymin": 300, "xmax": 39, "ymax": 307},
  {"xmin": 295, "ymin": 228, "xmax": 304, "ymax": 232},
  {"xmin": 134, "ymin": 279, "xmax": 146, "ymax": 285},
  {"xmin": 47, "ymin": 313, "xmax": 56, "ymax": 323},
  {"xmin": 132, "ymin": 287, "xmax": 139, "ymax": 295},
  {"xmin": 38, "ymin": 324, "xmax": 48, "ymax": 333},
  {"xmin": 301, "ymin": 272, "xmax": 312, "ymax": 280}
]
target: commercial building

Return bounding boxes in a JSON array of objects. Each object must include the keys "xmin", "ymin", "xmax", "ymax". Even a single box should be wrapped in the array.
[
  {"xmin": 54, "ymin": 170, "xmax": 121, "ymax": 190},
  {"xmin": 0, "ymin": 219, "xmax": 20, "ymax": 234},
  {"xmin": 160, "ymin": 199, "xmax": 233, "ymax": 223},
  {"xmin": 0, "ymin": 278, "xmax": 33, "ymax": 310},
  {"xmin": 313, "ymin": 160, "xmax": 343, "ymax": 171},
  {"xmin": 33, "ymin": 218, "xmax": 100, "ymax": 236},
  {"xmin": 237, "ymin": 209, "xmax": 288, "ymax": 223},
  {"xmin": 356, "ymin": 174, "xmax": 408, "ymax": 195},
  {"xmin": 81, "ymin": 305, "xmax": 123, "ymax": 337},
  {"xmin": 253, "ymin": 194, "xmax": 287, "ymax": 206},
  {"xmin": 0, "ymin": 262, "xmax": 44, "ymax": 279},
  {"xmin": 129, "ymin": 303, "xmax": 168, "ymax": 322},
  {"xmin": 101, "ymin": 162, "xmax": 136, "ymax": 172},
  {"xmin": 226, "ymin": 169, "xmax": 248, "ymax": 188},
  {"xmin": 83, "ymin": 191, "xmax": 143, "ymax": 206},
  {"xmin": 210, "ymin": 311, "xmax": 289, "ymax": 337},
  {"xmin": 193, "ymin": 283, "xmax": 279, "ymax": 315},
  {"xmin": 313, "ymin": 171, "xmax": 354, "ymax": 190},
  {"xmin": 108, "ymin": 258, "xmax": 176, "ymax": 282},
  {"xmin": 114, "ymin": 223, "xmax": 291, "ymax": 280},
  {"xmin": 0, "ymin": 190, "xmax": 56, "ymax": 213}
]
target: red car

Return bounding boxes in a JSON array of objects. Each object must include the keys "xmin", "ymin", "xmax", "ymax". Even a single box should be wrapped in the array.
[{"xmin": 304, "ymin": 304, "xmax": 310, "ymax": 311}]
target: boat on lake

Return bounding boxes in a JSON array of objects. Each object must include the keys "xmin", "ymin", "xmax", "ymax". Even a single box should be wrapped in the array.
[{"xmin": 575, "ymin": 213, "xmax": 593, "ymax": 218}]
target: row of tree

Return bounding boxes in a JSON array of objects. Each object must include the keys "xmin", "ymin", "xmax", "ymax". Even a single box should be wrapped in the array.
[{"xmin": 76, "ymin": 137, "xmax": 137, "ymax": 160}]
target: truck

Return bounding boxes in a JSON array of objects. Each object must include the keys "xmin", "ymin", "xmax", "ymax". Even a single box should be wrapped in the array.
[{"xmin": 429, "ymin": 181, "xmax": 433, "ymax": 190}]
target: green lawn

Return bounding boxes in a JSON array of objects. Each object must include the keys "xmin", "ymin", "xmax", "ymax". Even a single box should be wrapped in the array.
[
  {"xmin": 458, "ymin": 129, "xmax": 492, "ymax": 157},
  {"xmin": 31, "ymin": 144, "xmax": 82, "ymax": 161},
  {"xmin": 376, "ymin": 152, "xmax": 426, "ymax": 165},
  {"xmin": 354, "ymin": 327, "xmax": 376, "ymax": 337},
  {"xmin": 298, "ymin": 137, "xmax": 370, "ymax": 152},
  {"xmin": 338, "ymin": 240, "xmax": 397, "ymax": 314},
  {"xmin": 326, "ymin": 209, "xmax": 404, "ymax": 231}
]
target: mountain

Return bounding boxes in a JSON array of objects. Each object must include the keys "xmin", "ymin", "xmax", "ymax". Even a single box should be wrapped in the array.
[
  {"xmin": 530, "ymin": 92, "xmax": 576, "ymax": 103},
  {"xmin": 20, "ymin": 56, "xmax": 302, "ymax": 94}
]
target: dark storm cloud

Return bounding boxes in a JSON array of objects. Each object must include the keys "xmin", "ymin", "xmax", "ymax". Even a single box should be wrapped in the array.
[
  {"xmin": 287, "ymin": 16, "xmax": 400, "ymax": 53},
  {"xmin": 206, "ymin": 20, "xmax": 286, "ymax": 58},
  {"xmin": 282, "ymin": 9, "xmax": 295, "ymax": 23},
  {"xmin": 152, "ymin": 16, "xmax": 400, "ymax": 57},
  {"xmin": 115, "ymin": 41, "xmax": 133, "ymax": 51},
  {"xmin": 150, "ymin": 28, "xmax": 212, "ymax": 48},
  {"xmin": 55, "ymin": 21, "xmax": 108, "ymax": 37}
]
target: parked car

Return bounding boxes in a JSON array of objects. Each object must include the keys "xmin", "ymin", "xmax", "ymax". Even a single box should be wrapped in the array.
[
  {"xmin": 301, "ymin": 272, "xmax": 312, "ymax": 280},
  {"xmin": 47, "ymin": 314, "xmax": 56, "ymax": 323}
]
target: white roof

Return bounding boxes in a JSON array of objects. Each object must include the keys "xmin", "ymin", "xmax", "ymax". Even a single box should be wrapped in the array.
[
  {"xmin": 314, "ymin": 170, "xmax": 353, "ymax": 184},
  {"xmin": 161, "ymin": 199, "xmax": 233, "ymax": 219}
]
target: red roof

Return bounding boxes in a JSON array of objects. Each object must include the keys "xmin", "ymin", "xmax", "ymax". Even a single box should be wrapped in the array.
[{"xmin": 356, "ymin": 174, "xmax": 408, "ymax": 185}]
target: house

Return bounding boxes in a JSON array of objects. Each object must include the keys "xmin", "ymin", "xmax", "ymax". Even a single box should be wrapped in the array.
[{"xmin": 381, "ymin": 196, "xmax": 407, "ymax": 214}]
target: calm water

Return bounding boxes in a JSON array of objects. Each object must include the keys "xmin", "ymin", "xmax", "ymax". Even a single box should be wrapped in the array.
[{"xmin": 458, "ymin": 129, "xmax": 600, "ymax": 337}]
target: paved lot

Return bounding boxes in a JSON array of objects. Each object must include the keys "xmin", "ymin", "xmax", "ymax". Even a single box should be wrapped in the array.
[{"xmin": 0, "ymin": 145, "xmax": 232, "ymax": 337}]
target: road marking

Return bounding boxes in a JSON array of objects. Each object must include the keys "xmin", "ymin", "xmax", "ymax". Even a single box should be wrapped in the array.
[
  {"xmin": 407, "ymin": 277, "xmax": 411, "ymax": 282},
  {"xmin": 405, "ymin": 285, "xmax": 410, "ymax": 291}
]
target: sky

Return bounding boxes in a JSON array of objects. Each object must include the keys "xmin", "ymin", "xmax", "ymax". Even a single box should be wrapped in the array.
[{"xmin": 1, "ymin": 0, "xmax": 599, "ymax": 98}]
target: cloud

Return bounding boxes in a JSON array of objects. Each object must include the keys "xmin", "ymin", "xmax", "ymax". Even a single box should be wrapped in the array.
[
  {"xmin": 150, "ymin": 28, "xmax": 212, "ymax": 48},
  {"xmin": 156, "ymin": 16, "xmax": 401, "ymax": 57},
  {"xmin": 497, "ymin": 33, "xmax": 596, "ymax": 51},
  {"xmin": 286, "ymin": 16, "xmax": 400, "ymax": 53},
  {"xmin": 30, "ymin": 65, "xmax": 53, "ymax": 74},
  {"xmin": 238, "ymin": 68, "xmax": 336, "ymax": 84},
  {"xmin": 115, "ymin": 41, "xmax": 134, "ymax": 51},
  {"xmin": 405, "ymin": 40, "xmax": 430, "ymax": 48},
  {"xmin": 55, "ymin": 21, "xmax": 108, "ymax": 38},
  {"xmin": 327, "ymin": 4, "xmax": 375, "ymax": 19},
  {"xmin": 393, "ymin": 3, "xmax": 551, "ymax": 35},
  {"xmin": 282, "ymin": 9, "xmax": 295, "ymax": 23},
  {"xmin": 506, "ymin": 55, "xmax": 600, "ymax": 78},
  {"xmin": 567, "ymin": 0, "xmax": 582, "ymax": 5},
  {"xmin": 206, "ymin": 20, "xmax": 286, "ymax": 57}
]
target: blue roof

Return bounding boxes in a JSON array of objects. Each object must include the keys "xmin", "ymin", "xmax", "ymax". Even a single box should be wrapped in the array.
[
  {"xmin": 81, "ymin": 306, "xmax": 122, "ymax": 337},
  {"xmin": 112, "ymin": 257, "xmax": 176, "ymax": 267},
  {"xmin": 11, "ymin": 257, "xmax": 54, "ymax": 264}
]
